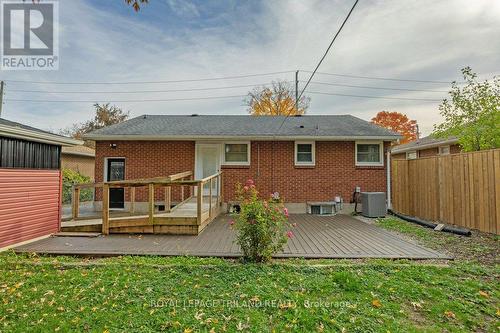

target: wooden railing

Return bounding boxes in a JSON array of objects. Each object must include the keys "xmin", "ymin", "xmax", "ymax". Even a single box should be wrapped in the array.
[{"xmin": 101, "ymin": 171, "xmax": 223, "ymax": 234}]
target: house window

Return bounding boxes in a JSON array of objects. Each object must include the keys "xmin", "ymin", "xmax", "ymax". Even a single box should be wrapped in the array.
[
  {"xmin": 355, "ymin": 141, "xmax": 383, "ymax": 166},
  {"xmin": 295, "ymin": 141, "xmax": 315, "ymax": 166},
  {"xmin": 223, "ymin": 142, "xmax": 250, "ymax": 165},
  {"xmin": 439, "ymin": 146, "xmax": 450, "ymax": 155},
  {"xmin": 406, "ymin": 151, "xmax": 417, "ymax": 160}
]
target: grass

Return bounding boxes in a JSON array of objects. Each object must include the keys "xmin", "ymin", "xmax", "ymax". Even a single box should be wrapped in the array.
[
  {"xmin": 376, "ymin": 216, "xmax": 499, "ymax": 264},
  {"xmin": 1, "ymin": 250, "xmax": 499, "ymax": 332}
]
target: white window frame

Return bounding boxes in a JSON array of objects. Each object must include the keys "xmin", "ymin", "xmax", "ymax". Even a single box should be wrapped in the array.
[
  {"xmin": 294, "ymin": 141, "xmax": 315, "ymax": 166},
  {"xmin": 222, "ymin": 141, "xmax": 251, "ymax": 166},
  {"xmin": 355, "ymin": 141, "xmax": 384, "ymax": 167},
  {"xmin": 439, "ymin": 145, "xmax": 450, "ymax": 155},
  {"xmin": 406, "ymin": 151, "xmax": 418, "ymax": 160}
]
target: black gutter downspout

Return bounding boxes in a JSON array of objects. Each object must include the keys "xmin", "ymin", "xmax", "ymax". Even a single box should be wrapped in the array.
[{"xmin": 388, "ymin": 209, "xmax": 471, "ymax": 236}]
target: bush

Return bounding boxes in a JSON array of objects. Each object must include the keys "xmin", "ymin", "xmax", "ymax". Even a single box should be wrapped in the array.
[
  {"xmin": 231, "ymin": 179, "xmax": 293, "ymax": 263},
  {"xmin": 62, "ymin": 169, "xmax": 93, "ymax": 204}
]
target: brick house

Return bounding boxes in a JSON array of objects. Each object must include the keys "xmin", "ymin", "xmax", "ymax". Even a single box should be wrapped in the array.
[
  {"xmin": 391, "ymin": 136, "xmax": 461, "ymax": 160},
  {"xmin": 61, "ymin": 145, "xmax": 95, "ymax": 180},
  {"xmin": 84, "ymin": 115, "xmax": 400, "ymax": 213}
]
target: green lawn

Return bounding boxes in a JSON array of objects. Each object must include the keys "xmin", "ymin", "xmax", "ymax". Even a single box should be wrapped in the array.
[{"xmin": 0, "ymin": 217, "xmax": 499, "ymax": 332}]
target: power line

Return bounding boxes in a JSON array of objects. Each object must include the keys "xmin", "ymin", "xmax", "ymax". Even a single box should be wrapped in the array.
[
  {"xmin": 4, "ymin": 94, "xmax": 246, "ymax": 103},
  {"xmin": 7, "ymin": 82, "xmax": 290, "ymax": 94},
  {"xmin": 276, "ymin": 0, "xmax": 359, "ymax": 132},
  {"xmin": 2, "ymin": 70, "xmax": 295, "ymax": 85},
  {"xmin": 306, "ymin": 90, "xmax": 442, "ymax": 102},
  {"xmin": 305, "ymin": 80, "xmax": 448, "ymax": 93},
  {"xmin": 302, "ymin": 70, "xmax": 455, "ymax": 84}
]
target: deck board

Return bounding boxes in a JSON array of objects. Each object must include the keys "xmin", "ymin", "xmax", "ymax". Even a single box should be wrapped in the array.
[{"xmin": 16, "ymin": 214, "xmax": 450, "ymax": 259}]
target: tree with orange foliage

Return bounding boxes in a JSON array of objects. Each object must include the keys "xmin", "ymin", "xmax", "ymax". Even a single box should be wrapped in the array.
[
  {"xmin": 371, "ymin": 111, "xmax": 418, "ymax": 144},
  {"xmin": 245, "ymin": 81, "xmax": 310, "ymax": 116}
]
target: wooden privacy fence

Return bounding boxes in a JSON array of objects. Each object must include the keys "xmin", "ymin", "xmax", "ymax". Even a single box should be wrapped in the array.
[{"xmin": 391, "ymin": 148, "xmax": 499, "ymax": 234}]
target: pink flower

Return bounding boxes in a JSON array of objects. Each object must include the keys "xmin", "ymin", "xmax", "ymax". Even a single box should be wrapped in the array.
[
  {"xmin": 246, "ymin": 179, "xmax": 254, "ymax": 186},
  {"xmin": 229, "ymin": 220, "xmax": 235, "ymax": 226},
  {"xmin": 283, "ymin": 208, "xmax": 289, "ymax": 217},
  {"xmin": 243, "ymin": 186, "xmax": 249, "ymax": 191},
  {"xmin": 286, "ymin": 231, "xmax": 294, "ymax": 238}
]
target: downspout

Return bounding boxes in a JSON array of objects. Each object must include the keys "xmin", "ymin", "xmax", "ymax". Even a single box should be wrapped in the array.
[{"xmin": 386, "ymin": 148, "xmax": 392, "ymax": 210}]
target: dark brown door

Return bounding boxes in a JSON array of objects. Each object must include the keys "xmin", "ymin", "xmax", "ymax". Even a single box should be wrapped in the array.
[{"xmin": 107, "ymin": 158, "xmax": 125, "ymax": 209}]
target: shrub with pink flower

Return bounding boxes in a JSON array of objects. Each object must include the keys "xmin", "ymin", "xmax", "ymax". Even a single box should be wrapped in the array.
[{"xmin": 232, "ymin": 180, "xmax": 293, "ymax": 262}]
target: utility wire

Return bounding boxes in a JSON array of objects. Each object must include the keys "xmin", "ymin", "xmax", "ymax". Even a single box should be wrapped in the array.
[
  {"xmin": 276, "ymin": 0, "xmax": 359, "ymax": 133},
  {"xmin": 2, "ymin": 70, "xmax": 295, "ymax": 85},
  {"xmin": 306, "ymin": 90, "xmax": 442, "ymax": 102},
  {"xmin": 7, "ymin": 82, "xmax": 291, "ymax": 94},
  {"xmin": 305, "ymin": 80, "xmax": 448, "ymax": 93},
  {"xmin": 4, "ymin": 94, "xmax": 246, "ymax": 103},
  {"xmin": 302, "ymin": 70, "xmax": 455, "ymax": 84}
]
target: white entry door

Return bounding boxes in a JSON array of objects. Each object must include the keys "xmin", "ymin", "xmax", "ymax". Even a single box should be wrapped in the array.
[{"xmin": 195, "ymin": 144, "xmax": 221, "ymax": 196}]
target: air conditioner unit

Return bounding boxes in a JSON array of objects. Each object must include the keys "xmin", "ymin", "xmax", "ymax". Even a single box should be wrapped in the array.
[{"xmin": 361, "ymin": 192, "xmax": 386, "ymax": 218}]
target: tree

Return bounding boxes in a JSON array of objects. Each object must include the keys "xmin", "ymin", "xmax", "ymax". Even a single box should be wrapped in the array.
[
  {"xmin": 125, "ymin": 0, "xmax": 148, "ymax": 12},
  {"xmin": 433, "ymin": 67, "xmax": 499, "ymax": 152},
  {"xmin": 371, "ymin": 111, "xmax": 418, "ymax": 144},
  {"xmin": 61, "ymin": 103, "xmax": 129, "ymax": 147},
  {"xmin": 244, "ymin": 81, "xmax": 310, "ymax": 116}
]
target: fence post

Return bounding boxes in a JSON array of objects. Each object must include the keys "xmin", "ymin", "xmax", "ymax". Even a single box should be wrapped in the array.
[
  {"xmin": 209, "ymin": 178, "xmax": 213, "ymax": 218},
  {"xmin": 129, "ymin": 186, "xmax": 135, "ymax": 214},
  {"xmin": 165, "ymin": 186, "xmax": 171, "ymax": 212},
  {"xmin": 102, "ymin": 184, "xmax": 109, "ymax": 235},
  {"xmin": 197, "ymin": 181, "xmax": 203, "ymax": 225},
  {"xmin": 72, "ymin": 185, "xmax": 80, "ymax": 219},
  {"xmin": 148, "ymin": 183, "xmax": 155, "ymax": 225}
]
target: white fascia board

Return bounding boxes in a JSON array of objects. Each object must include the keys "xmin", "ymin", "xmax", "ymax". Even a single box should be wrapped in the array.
[{"xmin": 0, "ymin": 124, "xmax": 83, "ymax": 146}]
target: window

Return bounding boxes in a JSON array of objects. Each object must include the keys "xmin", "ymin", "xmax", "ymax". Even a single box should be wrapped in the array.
[
  {"xmin": 406, "ymin": 151, "xmax": 417, "ymax": 160},
  {"xmin": 223, "ymin": 142, "xmax": 250, "ymax": 165},
  {"xmin": 355, "ymin": 141, "xmax": 383, "ymax": 166},
  {"xmin": 439, "ymin": 146, "xmax": 450, "ymax": 155},
  {"xmin": 295, "ymin": 141, "xmax": 315, "ymax": 166}
]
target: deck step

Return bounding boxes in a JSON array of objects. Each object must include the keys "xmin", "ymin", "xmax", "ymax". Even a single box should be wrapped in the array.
[{"xmin": 54, "ymin": 232, "xmax": 101, "ymax": 237}]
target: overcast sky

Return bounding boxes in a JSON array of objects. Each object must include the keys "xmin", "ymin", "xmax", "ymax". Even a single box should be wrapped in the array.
[{"xmin": 1, "ymin": 0, "xmax": 499, "ymax": 136}]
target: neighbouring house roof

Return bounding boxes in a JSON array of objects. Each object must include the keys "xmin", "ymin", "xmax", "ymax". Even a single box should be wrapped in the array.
[
  {"xmin": 61, "ymin": 145, "xmax": 95, "ymax": 157},
  {"xmin": 0, "ymin": 118, "xmax": 82, "ymax": 146},
  {"xmin": 83, "ymin": 115, "xmax": 401, "ymax": 141},
  {"xmin": 391, "ymin": 135, "xmax": 459, "ymax": 154}
]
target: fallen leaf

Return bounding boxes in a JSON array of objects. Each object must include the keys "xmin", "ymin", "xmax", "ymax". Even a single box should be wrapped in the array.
[
  {"xmin": 479, "ymin": 290, "xmax": 489, "ymax": 298},
  {"xmin": 444, "ymin": 310, "xmax": 455, "ymax": 319},
  {"xmin": 372, "ymin": 299, "xmax": 382, "ymax": 308}
]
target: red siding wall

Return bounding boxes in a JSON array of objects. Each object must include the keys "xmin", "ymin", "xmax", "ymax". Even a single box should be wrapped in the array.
[
  {"xmin": 0, "ymin": 169, "xmax": 61, "ymax": 248},
  {"xmin": 96, "ymin": 141, "xmax": 388, "ymax": 203}
]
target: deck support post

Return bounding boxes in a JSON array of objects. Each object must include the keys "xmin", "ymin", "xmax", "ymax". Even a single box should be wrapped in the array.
[
  {"xmin": 165, "ymin": 186, "xmax": 171, "ymax": 212},
  {"xmin": 72, "ymin": 186, "xmax": 80, "ymax": 219},
  {"xmin": 209, "ymin": 178, "xmax": 213, "ymax": 218},
  {"xmin": 129, "ymin": 187, "xmax": 135, "ymax": 214},
  {"xmin": 102, "ymin": 184, "xmax": 109, "ymax": 235},
  {"xmin": 220, "ymin": 172, "xmax": 224, "ymax": 206},
  {"xmin": 197, "ymin": 181, "xmax": 203, "ymax": 225},
  {"xmin": 148, "ymin": 183, "xmax": 155, "ymax": 225}
]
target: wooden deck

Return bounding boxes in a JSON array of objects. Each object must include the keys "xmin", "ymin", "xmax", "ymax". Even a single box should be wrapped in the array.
[
  {"xmin": 69, "ymin": 171, "xmax": 223, "ymax": 235},
  {"xmin": 16, "ymin": 214, "xmax": 450, "ymax": 259},
  {"xmin": 63, "ymin": 196, "xmax": 220, "ymax": 235}
]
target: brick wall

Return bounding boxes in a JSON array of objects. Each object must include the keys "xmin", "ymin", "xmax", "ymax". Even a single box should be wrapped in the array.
[
  {"xmin": 95, "ymin": 141, "xmax": 195, "ymax": 202},
  {"xmin": 95, "ymin": 140, "xmax": 388, "ymax": 203},
  {"xmin": 61, "ymin": 154, "xmax": 95, "ymax": 180}
]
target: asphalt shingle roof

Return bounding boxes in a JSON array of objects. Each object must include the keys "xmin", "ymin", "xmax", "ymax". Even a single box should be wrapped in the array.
[
  {"xmin": 85, "ymin": 115, "xmax": 400, "ymax": 139},
  {"xmin": 391, "ymin": 135, "xmax": 458, "ymax": 153}
]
